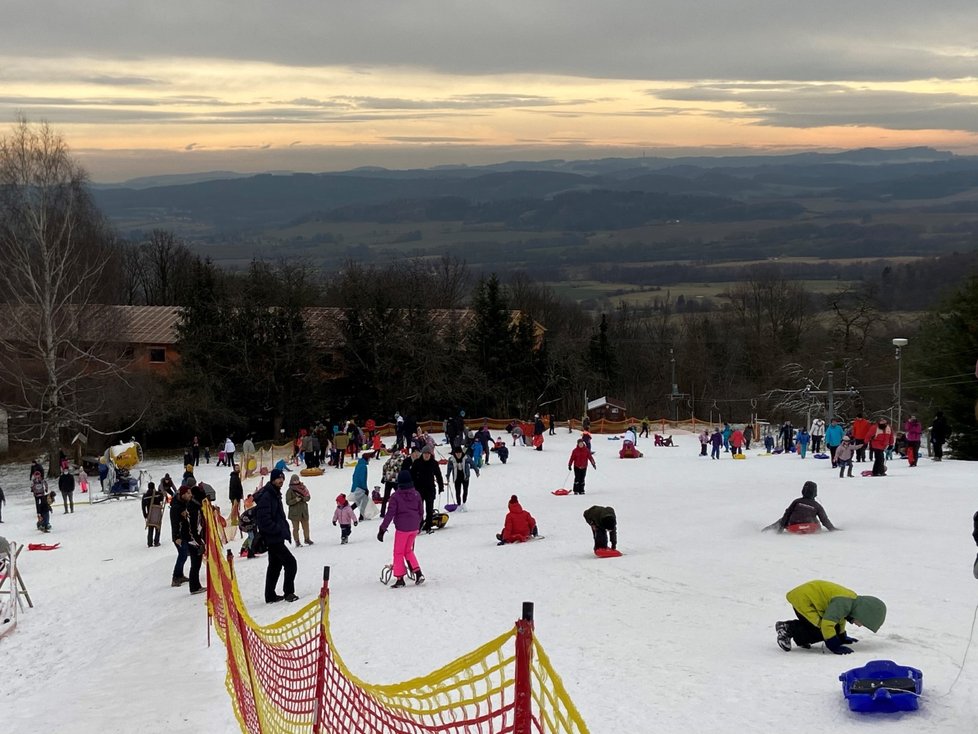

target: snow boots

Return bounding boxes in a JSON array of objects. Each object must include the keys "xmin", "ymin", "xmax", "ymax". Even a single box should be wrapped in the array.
[
  {"xmin": 391, "ymin": 577, "xmax": 406, "ymax": 588},
  {"xmin": 776, "ymin": 621, "xmax": 792, "ymax": 651}
]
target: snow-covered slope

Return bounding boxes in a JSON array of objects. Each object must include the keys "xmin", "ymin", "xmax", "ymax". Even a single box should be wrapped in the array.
[{"xmin": 4, "ymin": 431, "xmax": 978, "ymax": 733}]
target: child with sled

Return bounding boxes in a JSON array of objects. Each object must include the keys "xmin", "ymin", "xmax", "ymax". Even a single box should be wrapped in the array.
[
  {"xmin": 762, "ymin": 481, "xmax": 837, "ymax": 534},
  {"xmin": 446, "ymin": 446, "xmax": 479, "ymax": 512},
  {"xmin": 568, "ymin": 438, "xmax": 597, "ymax": 494},
  {"xmin": 775, "ymin": 579, "xmax": 886, "ymax": 653},
  {"xmin": 583, "ymin": 505, "xmax": 617, "ymax": 552},
  {"xmin": 497, "ymin": 495, "xmax": 538, "ymax": 544},
  {"xmin": 491, "ymin": 440, "xmax": 509, "ymax": 464},
  {"xmin": 332, "ymin": 494, "xmax": 358, "ymax": 544},
  {"xmin": 377, "ymin": 470, "xmax": 425, "ymax": 587}
]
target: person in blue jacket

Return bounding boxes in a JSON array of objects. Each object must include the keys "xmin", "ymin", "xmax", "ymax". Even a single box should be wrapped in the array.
[
  {"xmin": 824, "ymin": 418, "xmax": 845, "ymax": 467},
  {"xmin": 350, "ymin": 453, "xmax": 371, "ymax": 521}
]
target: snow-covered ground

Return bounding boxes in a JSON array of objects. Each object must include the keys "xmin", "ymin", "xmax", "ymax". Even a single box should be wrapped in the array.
[{"xmin": 3, "ymin": 430, "xmax": 978, "ymax": 733}]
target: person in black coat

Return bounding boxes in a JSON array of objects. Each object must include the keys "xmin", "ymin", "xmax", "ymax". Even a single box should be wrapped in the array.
[
  {"xmin": 169, "ymin": 484, "xmax": 192, "ymax": 586},
  {"xmin": 931, "ymin": 411, "xmax": 949, "ymax": 461},
  {"xmin": 141, "ymin": 481, "xmax": 168, "ymax": 547},
  {"xmin": 255, "ymin": 469, "xmax": 298, "ymax": 603},
  {"xmin": 763, "ymin": 481, "xmax": 837, "ymax": 533},
  {"xmin": 57, "ymin": 468, "xmax": 75, "ymax": 514},
  {"xmin": 410, "ymin": 446, "xmax": 444, "ymax": 533},
  {"xmin": 185, "ymin": 485, "xmax": 207, "ymax": 594},
  {"xmin": 228, "ymin": 465, "xmax": 244, "ymax": 518}
]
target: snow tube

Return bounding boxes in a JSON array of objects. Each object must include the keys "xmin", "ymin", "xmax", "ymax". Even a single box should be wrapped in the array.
[
  {"xmin": 594, "ymin": 548, "xmax": 622, "ymax": 558},
  {"xmin": 551, "ymin": 489, "xmax": 570, "ymax": 496},
  {"xmin": 300, "ymin": 467, "xmax": 324, "ymax": 477},
  {"xmin": 786, "ymin": 522, "xmax": 821, "ymax": 534}
]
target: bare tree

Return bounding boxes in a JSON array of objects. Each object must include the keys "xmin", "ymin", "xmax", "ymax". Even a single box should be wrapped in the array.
[
  {"xmin": 0, "ymin": 118, "xmax": 128, "ymax": 474},
  {"xmin": 123, "ymin": 229, "xmax": 197, "ymax": 306}
]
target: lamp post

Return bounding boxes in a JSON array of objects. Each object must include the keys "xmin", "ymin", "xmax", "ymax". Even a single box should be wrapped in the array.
[{"xmin": 893, "ymin": 338, "xmax": 908, "ymax": 429}]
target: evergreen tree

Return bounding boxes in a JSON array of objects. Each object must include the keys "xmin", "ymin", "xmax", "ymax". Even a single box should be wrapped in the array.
[
  {"xmin": 915, "ymin": 275, "xmax": 978, "ymax": 459},
  {"xmin": 586, "ymin": 313, "xmax": 619, "ymax": 395}
]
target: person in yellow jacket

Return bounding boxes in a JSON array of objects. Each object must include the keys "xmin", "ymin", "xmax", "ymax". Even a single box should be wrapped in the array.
[{"xmin": 775, "ymin": 579, "xmax": 886, "ymax": 653}]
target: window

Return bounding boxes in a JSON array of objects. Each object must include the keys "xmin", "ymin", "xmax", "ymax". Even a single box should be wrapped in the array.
[{"xmin": 148, "ymin": 347, "xmax": 166, "ymax": 363}]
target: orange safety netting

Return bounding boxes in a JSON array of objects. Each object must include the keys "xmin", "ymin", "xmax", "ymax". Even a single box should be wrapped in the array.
[{"xmin": 204, "ymin": 504, "xmax": 590, "ymax": 734}]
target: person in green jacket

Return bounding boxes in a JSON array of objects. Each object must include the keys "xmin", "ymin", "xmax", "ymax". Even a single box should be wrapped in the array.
[{"xmin": 776, "ymin": 579, "xmax": 886, "ymax": 653}]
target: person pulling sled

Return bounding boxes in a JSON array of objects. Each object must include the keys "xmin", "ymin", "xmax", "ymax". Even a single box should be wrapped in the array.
[{"xmin": 377, "ymin": 471, "xmax": 425, "ymax": 588}]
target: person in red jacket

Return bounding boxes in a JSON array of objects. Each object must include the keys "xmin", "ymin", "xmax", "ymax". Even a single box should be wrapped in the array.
[
  {"xmin": 866, "ymin": 418, "xmax": 894, "ymax": 476},
  {"xmin": 850, "ymin": 413, "xmax": 871, "ymax": 463},
  {"xmin": 496, "ymin": 495, "xmax": 538, "ymax": 544},
  {"xmin": 568, "ymin": 438, "xmax": 597, "ymax": 495}
]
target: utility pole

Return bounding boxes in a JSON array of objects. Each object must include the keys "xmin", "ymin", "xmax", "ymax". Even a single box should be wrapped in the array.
[{"xmin": 802, "ymin": 370, "xmax": 858, "ymax": 423}]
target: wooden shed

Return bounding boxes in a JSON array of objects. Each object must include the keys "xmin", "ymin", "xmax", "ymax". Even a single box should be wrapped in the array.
[{"xmin": 586, "ymin": 396, "xmax": 627, "ymax": 422}]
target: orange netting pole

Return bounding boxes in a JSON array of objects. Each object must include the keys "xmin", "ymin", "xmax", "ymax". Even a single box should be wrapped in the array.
[
  {"xmin": 312, "ymin": 566, "xmax": 330, "ymax": 734},
  {"xmin": 514, "ymin": 601, "xmax": 535, "ymax": 734}
]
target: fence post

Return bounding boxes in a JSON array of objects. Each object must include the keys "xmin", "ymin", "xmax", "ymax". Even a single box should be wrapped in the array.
[
  {"xmin": 514, "ymin": 601, "xmax": 534, "ymax": 734},
  {"xmin": 312, "ymin": 566, "xmax": 331, "ymax": 734}
]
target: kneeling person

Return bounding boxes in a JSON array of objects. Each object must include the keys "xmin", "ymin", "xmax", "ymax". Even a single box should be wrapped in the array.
[{"xmin": 775, "ymin": 579, "xmax": 886, "ymax": 653}]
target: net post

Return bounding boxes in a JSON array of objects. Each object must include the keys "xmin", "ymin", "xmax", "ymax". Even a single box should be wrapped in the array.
[
  {"xmin": 312, "ymin": 566, "xmax": 331, "ymax": 734},
  {"xmin": 514, "ymin": 601, "xmax": 535, "ymax": 734}
]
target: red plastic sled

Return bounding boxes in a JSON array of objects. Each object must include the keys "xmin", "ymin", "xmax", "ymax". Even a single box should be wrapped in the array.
[
  {"xmin": 861, "ymin": 470, "xmax": 875, "ymax": 477},
  {"xmin": 551, "ymin": 488, "xmax": 570, "ymax": 496},
  {"xmin": 594, "ymin": 548, "xmax": 622, "ymax": 558},
  {"xmin": 786, "ymin": 522, "xmax": 820, "ymax": 534},
  {"xmin": 28, "ymin": 542, "xmax": 61, "ymax": 551}
]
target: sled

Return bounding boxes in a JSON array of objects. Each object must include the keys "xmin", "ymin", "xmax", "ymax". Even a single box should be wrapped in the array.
[
  {"xmin": 437, "ymin": 459, "xmax": 448, "ymax": 465},
  {"xmin": 840, "ymin": 660, "xmax": 922, "ymax": 713},
  {"xmin": 813, "ymin": 453, "xmax": 830, "ymax": 459},
  {"xmin": 27, "ymin": 543, "xmax": 60, "ymax": 551},
  {"xmin": 300, "ymin": 467, "xmax": 324, "ymax": 477},
  {"xmin": 551, "ymin": 489, "xmax": 571, "ymax": 496},
  {"xmin": 786, "ymin": 522, "xmax": 821, "ymax": 534},
  {"xmin": 732, "ymin": 454, "xmax": 746, "ymax": 460},
  {"xmin": 431, "ymin": 511, "xmax": 449, "ymax": 529},
  {"xmin": 497, "ymin": 535, "xmax": 545, "ymax": 546},
  {"xmin": 146, "ymin": 503, "xmax": 165, "ymax": 529},
  {"xmin": 380, "ymin": 564, "xmax": 416, "ymax": 586},
  {"xmin": 444, "ymin": 503, "xmax": 459, "ymax": 512},
  {"xmin": 594, "ymin": 548, "xmax": 622, "ymax": 558},
  {"xmin": 861, "ymin": 470, "xmax": 876, "ymax": 477},
  {"xmin": 532, "ymin": 434, "xmax": 544, "ymax": 449}
]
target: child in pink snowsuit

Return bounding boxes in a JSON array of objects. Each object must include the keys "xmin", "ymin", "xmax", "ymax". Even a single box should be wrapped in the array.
[
  {"xmin": 376, "ymin": 470, "xmax": 425, "ymax": 587},
  {"xmin": 332, "ymin": 493, "xmax": 358, "ymax": 544}
]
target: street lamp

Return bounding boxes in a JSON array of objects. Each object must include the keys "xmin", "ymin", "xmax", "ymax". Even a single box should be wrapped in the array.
[{"xmin": 893, "ymin": 337, "xmax": 908, "ymax": 429}]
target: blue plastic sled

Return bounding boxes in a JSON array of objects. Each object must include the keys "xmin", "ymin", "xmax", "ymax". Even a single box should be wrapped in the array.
[
  {"xmin": 813, "ymin": 453, "xmax": 830, "ymax": 459},
  {"xmin": 840, "ymin": 659, "xmax": 922, "ymax": 713}
]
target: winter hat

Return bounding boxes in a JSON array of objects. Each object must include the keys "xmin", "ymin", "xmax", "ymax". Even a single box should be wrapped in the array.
[
  {"xmin": 801, "ymin": 481, "xmax": 817, "ymax": 499},
  {"xmin": 396, "ymin": 469, "xmax": 415, "ymax": 489},
  {"xmin": 181, "ymin": 476, "xmax": 197, "ymax": 489},
  {"xmin": 289, "ymin": 474, "xmax": 301, "ymax": 485},
  {"xmin": 270, "ymin": 468, "xmax": 285, "ymax": 482},
  {"xmin": 842, "ymin": 436, "xmax": 851, "ymax": 442},
  {"xmin": 508, "ymin": 494, "xmax": 520, "ymax": 507},
  {"xmin": 421, "ymin": 445, "xmax": 433, "ymax": 455},
  {"xmin": 335, "ymin": 493, "xmax": 347, "ymax": 505}
]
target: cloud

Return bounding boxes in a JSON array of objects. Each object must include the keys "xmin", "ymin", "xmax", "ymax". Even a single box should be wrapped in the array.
[
  {"xmin": 4, "ymin": 1, "xmax": 978, "ymax": 82},
  {"xmin": 649, "ymin": 83, "xmax": 978, "ymax": 132}
]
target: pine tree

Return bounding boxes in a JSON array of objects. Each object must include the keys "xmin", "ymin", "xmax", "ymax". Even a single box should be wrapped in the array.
[{"xmin": 915, "ymin": 275, "xmax": 978, "ymax": 459}]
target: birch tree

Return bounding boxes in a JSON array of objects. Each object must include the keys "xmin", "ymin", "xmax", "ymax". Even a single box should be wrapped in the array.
[{"xmin": 0, "ymin": 118, "xmax": 123, "ymax": 474}]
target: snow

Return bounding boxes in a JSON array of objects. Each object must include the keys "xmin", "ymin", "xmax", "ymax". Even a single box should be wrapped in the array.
[{"xmin": 4, "ymin": 431, "xmax": 978, "ymax": 733}]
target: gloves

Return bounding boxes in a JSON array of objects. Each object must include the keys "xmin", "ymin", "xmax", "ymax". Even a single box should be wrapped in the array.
[
  {"xmin": 354, "ymin": 521, "xmax": 359, "ymax": 527},
  {"xmin": 567, "ymin": 465, "xmax": 572, "ymax": 472},
  {"xmin": 824, "ymin": 635, "xmax": 854, "ymax": 655},
  {"xmin": 332, "ymin": 521, "xmax": 336, "ymax": 526},
  {"xmin": 842, "ymin": 634, "xmax": 859, "ymax": 644},
  {"xmin": 377, "ymin": 529, "xmax": 386, "ymax": 542}
]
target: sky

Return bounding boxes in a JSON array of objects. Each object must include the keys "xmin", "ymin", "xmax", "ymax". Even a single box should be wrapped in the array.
[
  {"xmin": 5, "ymin": 428, "xmax": 978, "ymax": 732},
  {"xmin": 4, "ymin": 1, "xmax": 978, "ymax": 181}
]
